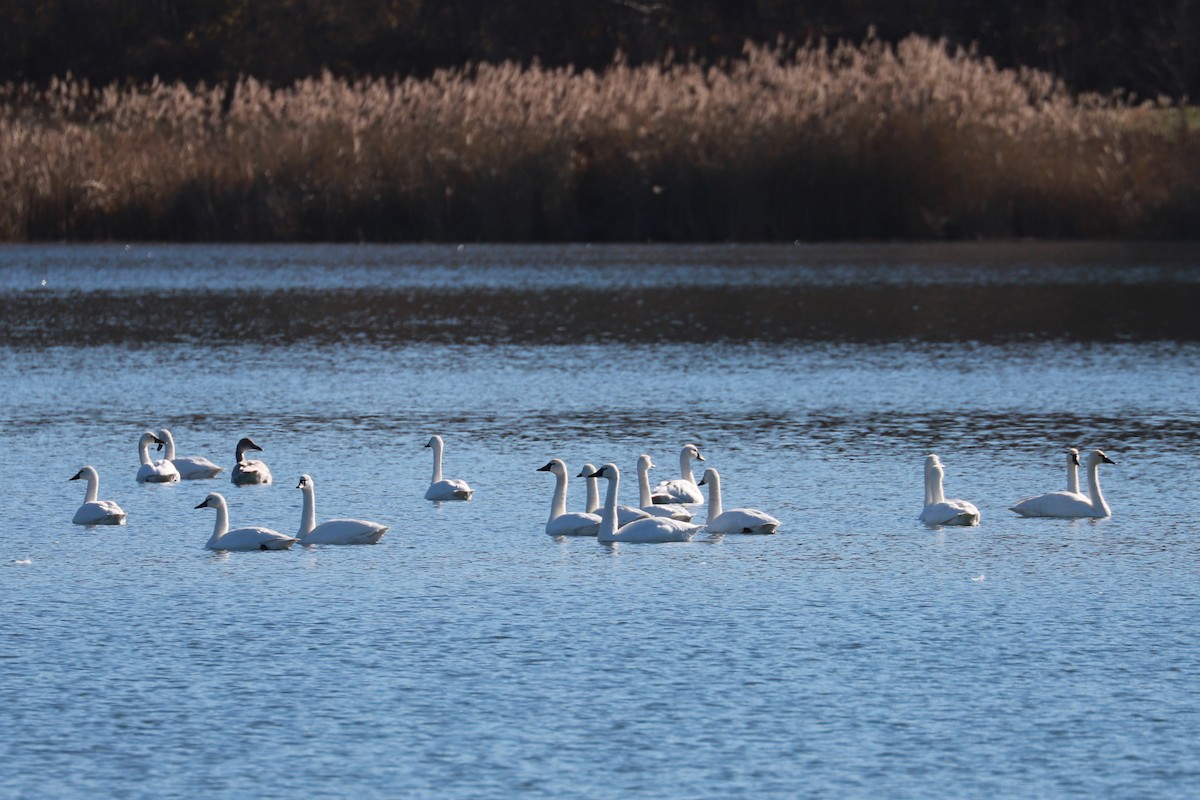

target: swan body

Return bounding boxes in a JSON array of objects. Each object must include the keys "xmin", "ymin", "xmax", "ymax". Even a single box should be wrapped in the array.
[
  {"xmin": 296, "ymin": 474, "xmax": 388, "ymax": 545},
  {"xmin": 635, "ymin": 454, "xmax": 694, "ymax": 521},
  {"xmin": 136, "ymin": 431, "xmax": 180, "ymax": 483},
  {"xmin": 579, "ymin": 463, "xmax": 650, "ymax": 527},
  {"xmin": 1011, "ymin": 449, "xmax": 1115, "ymax": 518},
  {"xmin": 195, "ymin": 492, "xmax": 296, "ymax": 550},
  {"xmin": 651, "ymin": 444, "xmax": 705, "ymax": 504},
  {"xmin": 424, "ymin": 435, "xmax": 474, "ymax": 500},
  {"xmin": 590, "ymin": 464, "xmax": 699, "ymax": 543},
  {"xmin": 697, "ymin": 467, "xmax": 780, "ymax": 534},
  {"xmin": 230, "ymin": 436, "xmax": 272, "ymax": 485},
  {"xmin": 158, "ymin": 428, "xmax": 223, "ymax": 479},
  {"xmin": 538, "ymin": 459, "xmax": 600, "ymax": 536},
  {"xmin": 69, "ymin": 466, "xmax": 127, "ymax": 525},
  {"xmin": 919, "ymin": 454, "xmax": 980, "ymax": 526}
]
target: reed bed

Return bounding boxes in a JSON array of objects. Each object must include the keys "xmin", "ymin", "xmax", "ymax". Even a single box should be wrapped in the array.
[{"xmin": 1, "ymin": 35, "xmax": 1196, "ymax": 242}]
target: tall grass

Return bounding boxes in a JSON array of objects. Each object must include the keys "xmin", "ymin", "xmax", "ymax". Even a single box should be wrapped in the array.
[{"xmin": 1, "ymin": 35, "xmax": 1196, "ymax": 242}]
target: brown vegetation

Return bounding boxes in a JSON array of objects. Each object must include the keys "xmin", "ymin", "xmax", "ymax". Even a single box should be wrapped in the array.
[{"xmin": 1, "ymin": 36, "xmax": 1197, "ymax": 242}]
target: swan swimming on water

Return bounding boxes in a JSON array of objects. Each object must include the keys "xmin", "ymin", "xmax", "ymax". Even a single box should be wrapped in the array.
[
  {"xmin": 697, "ymin": 467, "xmax": 780, "ymax": 534},
  {"xmin": 157, "ymin": 428, "xmax": 223, "ymax": 480},
  {"xmin": 424, "ymin": 435, "xmax": 474, "ymax": 500},
  {"xmin": 136, "ymin": 431, "xmax": 180, "ymax": 483},
  {"xmin": 538, "ymin": 459, "xmax": 601, "ymax": 536},
  {"xmin": 1011, "ymin": 448, "xmax": 1115, "ymax": 518},
  {"xmin": 590, "ymin": 464, "xmax": 700, "ymax": 543},
  {"xmin": 231, "ymin": 436, "xmax": 272, "ymax": 485},
  {"xmin": 579, "ymin": 462, "xmax": 650, "ymax": 527},
  {"xmin": 651, "ymin": 444, "xmax": 705, "ymax": 505},
  {"xmin": 195, "ymin": 492, "xmax": 296, "ymax": 550},
  {"xmin": 69, "ymin": 466, "xmax": 127, "ymax": 525},
  {"xmin": 295, "ymin": 474, "xmax": 388, "ymax": 545},
  {"xmin": 919, "ymin": 454, "xmax": 980, "ymax": 526},
  {"xmin": 635, "ymin": 454, "xmax": 693, "ymax": 521}
]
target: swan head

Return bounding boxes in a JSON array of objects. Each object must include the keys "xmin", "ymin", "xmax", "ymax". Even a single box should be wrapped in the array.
[
  {"xmin": 194, "ymin": 492, "xmax": 224, "ymax": 510},
  {"xmin": 425, "ymin": 435, "xmax": 443, "ymax": 449},
  {"xmin": 576, "ymin": 463, "xmax": 597, "ymax": 478},
  {"xmin": 1088, "ymin": 449, "xmax": 1116, "ymax": 467},
  {"xmin": 235, "ymin": 437, "xmax": 262, "ymax": 459},
  {"xmin": 637, "ymin": 454, "xmax": 654, "ymax": 471},
  {"xmin": 1068, "ymin": 448, "xmax": 1081, "ymax": 466},
  {"xmin": 587, "ymin": 463, "xmax": 619, "ymax": 481},
  {"xmin": 140, "ymin": 431, "xmax": 167, "ymax": 451},
  {"xmin": 697, "ymin": 467, "xmax": 719, "ymax": 487},
  {"xmin": 537, "ymin": 458, "xmax": 567, "ymax": 477},
  {"xmin": 297, "ymin": 474, "xmax": 313, "ymax": 490},
  {"xmin": 683, "ymin": 444, "xmax": 704, "ymax": 462},
  {"xmin": 69, "ymin": 466, "xmax": 96, "ymax": 482}
]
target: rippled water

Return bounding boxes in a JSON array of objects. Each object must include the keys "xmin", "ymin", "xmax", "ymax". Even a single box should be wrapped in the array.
[{"xmin": 2, "ymin": 243, "xmax": 1198, "ymax": 799}]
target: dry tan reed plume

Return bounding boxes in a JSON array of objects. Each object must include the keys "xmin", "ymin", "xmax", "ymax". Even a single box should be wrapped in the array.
[{"xmin": 0, "ymin": 35, "xmax": 1195, "ymax": 241}]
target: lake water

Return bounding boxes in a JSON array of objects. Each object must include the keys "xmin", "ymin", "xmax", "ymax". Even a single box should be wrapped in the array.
[{"xmin": 1, "ymin": 242, "xmax": 1198, "ymax": 798}]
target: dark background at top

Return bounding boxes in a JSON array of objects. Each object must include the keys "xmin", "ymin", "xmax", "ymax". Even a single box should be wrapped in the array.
[{"xmin": 2, "ymin": 0, "xmax": 1197, "ymax": 100}]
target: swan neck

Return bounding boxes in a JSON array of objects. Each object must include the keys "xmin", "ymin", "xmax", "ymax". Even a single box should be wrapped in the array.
[
  {"xmin": 549, "ymin": 470, "xmax": 568, "ymax": 521},
  {"xmin": 208, "ymin": 501, "xmax": 230, "ymax": 546},
  {"xmin": 598, "ymin": 472, "xmax": 621, "ymax": 542},
  {"xmin": 637, "ymin": 463, "xmax": 652, "ymax": 507},
  {"xmin": 1067, "ymin": 459, "xmax": 1080, "ymax": 495},
  {"xmin": 1086, "ymin": 459, "xmax": 1109, "ymax": 514},
  {"xmin": 139, "ymin": 441, "xmax": 153, "ymax": 466},
  {"xmin": 706, "ymin": 473, "xmax": 723, "ymax": 522},
  {"xmin": 162, "ymin": 431, "xmax": 177, "ymax": 461},
  {"xmin": 679, "ymin": 451, "xmax": 695, "ymax": 483},
  {"xmin": 430, "ymin": 442, "xmax": 444, "ymax": 483},
  {"xmin": 299, "ymin": 485, "xmax": 316, "ymax": 536},
  {"xmin": 930, "ymin": 466, "xmax": 946, "ymax": 504},
  {"xmin": 84, "ymin": 471, "xmax": 99, "ymax": 503},
  {"xmin": 585, "ymin": 474, "xmax": 600, "ymax": 514}
]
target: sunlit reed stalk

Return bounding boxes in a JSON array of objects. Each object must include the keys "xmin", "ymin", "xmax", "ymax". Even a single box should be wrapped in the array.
[{"xmin": 0, "ymin": 35, "xmax": 1195, "ymax": 242}]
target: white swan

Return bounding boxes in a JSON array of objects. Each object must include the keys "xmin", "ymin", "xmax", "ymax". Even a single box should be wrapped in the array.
[
  {"xmin": 651, "ymin": 444, "xmax": 705, "ymax": 504},
  {"xmin": 69, "ymin": 466, "xmax": 127, "ymax": 525},
  {"xmin": 230, "ymin": 436, "xmax": 272, "ymax": 485},
  {"xmin": 424, "ymin": 435, "xmax": 474, "ymax": 500},
  {"xmin": 697, "ymin": 467, "xmax": 780, "ymax": 534},
  {"xmin": 1010, "ymin": 448, "xmax": 1085, "ymax": 517},
  {"xmin": 635, "ymin": 454, "xmax": 694, "ymax": 521},
  {"xmin": 195, "ymin": 492, "xmax": 296, "ymax": 550},
  {"xmin": 590, "ymin": 464, "xmax": 700, "ymax": 543},
  {"xmin": 296, "ymin": 474, "xmax": 388, "ymax": 545},
  {"xmin": 1011, "ymin": 449, "xmax": 1115, "ymax": 518},
  {"xmin": 538, "ymin": 459, "xmax": 601, "ymax": 536},
  {"xmin": 578, "ymin": 463, "xmax": 650, "ymax": 527},
  {"xmin": 136, "ymin": 431, "xmax": 180, "ymax": 483},
  {"xmin": 919, "ymin": 454, "xmax": 981, "ymax": 526},
  {"xmin": 158, "ymin": 428, "xmax": 223, "ymax": 479}
]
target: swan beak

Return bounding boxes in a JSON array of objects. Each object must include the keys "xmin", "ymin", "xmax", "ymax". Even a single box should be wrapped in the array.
[
  {"xmin": 69, "ymin": 470, "xmax": 83, "ymax": 481},
  {"xmin": 697, "ymin": 477, "xmax": 707, "ymax": 486},
  {"xmin": 1071, "ymin": 453, "xmax": 1081, "ymax": 466},
  {"xmin": 696, "ymin": 452, "xmax": 705, "ymax": 461},
  {"xmin": 194, "ymin": 499, "xmax": 209, "ymax": 509},
  {"xmin": 586, "ymin": 469, "xmax": 604, "ymax": 479},
  {"xmin": 296, "ymin": 480, "xmax": 303, "ymax": 488},
  {"xmin": 536, "ymin": 462, "xmax": 554, "ymax": 472},
  {"xmin": 1102, "ymin": 455, "xmax": 1117, "ymax": 465}
]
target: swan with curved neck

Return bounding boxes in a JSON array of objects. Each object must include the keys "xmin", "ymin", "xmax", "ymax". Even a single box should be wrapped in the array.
[
  {"xmin": 919, "ymin": 454, "xmax": 980, "ymax": 526},
  {"xmin": 1012, "ymin": 449, "xmax": 1114, "ymax": 518},
  {"xmin": 538, "ymin": 459, "xmax": 600, "ymax": 536},
  {"xmin": 635, "ymin": 454, "xmax": 693, "ymax": 521},
  {"xmin": 579, "ymin": 463, "xmax": 650, "ymax": 527},
  {"xmin": 231, "ymin": 436, "xmax": 272, "ymax": 485},
  {"xmin": 697, "ymin": 467, "xmax": 780, "ymax": 534},
  {"xmin": 136, "ymin": 431, "xmax": 180, "ymax": 483},
  {"xmin": 296, "ymin": 474, "xmax": 388, "ymax": 544},
  {"xmin": 69, "ymin": 466, "xmax": 127, "ymax": 525},
  {"xmin": 590, "ymin": 464, "xmax": 699, "ymax": 543},
  {"xmin": 651, "ymin": 444, "xmax": 705, "ymax": 505},
  {"xmin": 424, "ymin": 435, "xmax": 474, "ymax": 500},
  {"xmin": 157, "ymin": 428, "xmax": 223, "ymax": 479},
  {"xmin": 195, "ymin": 492, "xmax": 296, "ymax": 550}
]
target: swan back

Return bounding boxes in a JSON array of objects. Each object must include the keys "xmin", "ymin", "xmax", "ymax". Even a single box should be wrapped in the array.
[{"xmin": 636, "ymin": 454, "xmax": 693, "ymax": 520}]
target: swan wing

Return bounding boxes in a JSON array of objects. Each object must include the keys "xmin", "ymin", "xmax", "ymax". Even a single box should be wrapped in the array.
[
  {"xmin": 612, "ymin": 517, "xmax": 699, "ymax": 543},
  {"xmin": 616, "ymin": 504, "xmax": 652, "ymax": 526},
  {"xmin": 301, "ymin": 519, "xmax": 388, "ymax": 545},
  {"xmin": 173, "ymin": 456, "xmax": 224, "ymax": 479},
  {"xmin": 73, "ymin": 500, "xmax": 127, "ymax": 525},
  {"xmin": 232, "ymin": 459, "xmax": 272, "ymax": 485},
  {"xmin": 137, "ymin": 460, "xmax": 180, "ymax": 483},
  {"xmin": 426, "ymin": 479, "xmax": 474, "ymax": 501},
  {"xmin": 920, "ymin": 500, "xmax": 981, "ymax": 526},
  {"xmin": 1010, "ymin": 491, "xmax": 1094, "ymax": 518},
  {"xmin": 641, "ymin": 503, "xmax": 694, "ymax": 521},
  {"xmin": 651, "ymin": 479, "xmax": 704, "ymax": 505},
  {"xmin": 546, "ymin": 512, "xmax": 601, "ymax": 537},
  {"xmin": 707, "ymin": 508, "xmax": 780, "ymax": 535},
  {"xmin": 210, "ymin": 526, "xmax": 296, "ymax": 551}
]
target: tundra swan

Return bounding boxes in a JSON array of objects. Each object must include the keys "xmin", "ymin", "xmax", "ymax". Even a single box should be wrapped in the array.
[
  {"xmin": 69, "ymin": 466, "xmax": 127, "ymax": 525},
  {"xmin": 230, "ymin": 436, "xmax": 272, "ymax": 485},
  {"xmin": 157, "ymin": 428, "xmax": 223, "ymax": 479},
  {"xmin": 136, "ymin": 431, "xmax": 180, "ymax": 483},
  {"xmin": 635, "ymin": 454, "xmax": 693, "ymax": 521},
  {"xmin": 651, "ymin": 444, "xmax": 705, "ymax": 504},
  {"xmin": 697, "ymin": 467, "xmax": 780, "ymax": 534},
  {"xmin": 1011, "ymin": 449, "xmax": 1115, "ymax": 518},
  {"xmin": 296, "ymin": 474, "xmax": 388, "ymax": 545},
  {"xmin": 590, "ymin": 464, "xmax": 699, "ymax": 543},
  {"xmin": 195, "ymin": 492, "xmax": 296, "ymax": 550},
  {"xmin": 538, "ymin": 459, "xmax": 600, "ymax": 536},
  {"xmin": 579, "ymin": 463, "xmax": 650, "ymax": 527},
  {"xmin": 424, "ymin": 435, "xmax": 474, "ymax": 500},
  {"xmin": 919, "ymin": 454, "xmax": 980, "ymax": 526}
]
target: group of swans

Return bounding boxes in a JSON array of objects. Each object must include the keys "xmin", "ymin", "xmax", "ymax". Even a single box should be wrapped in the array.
[
  {"xmin": 540, "ymin": 445, "xmax": 780, "ymax": 543},
  {"xmin": 920, "ymin": 448, "xmax": 1116, "ymax": 526}
]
